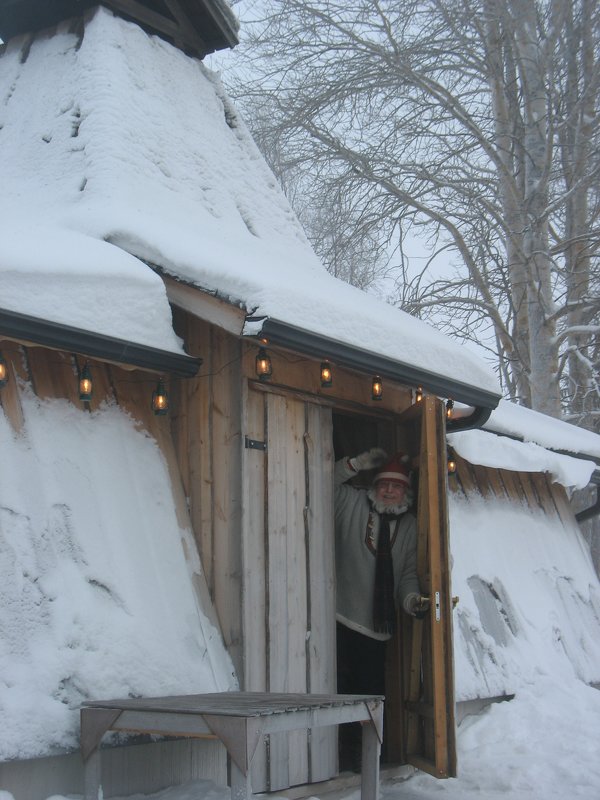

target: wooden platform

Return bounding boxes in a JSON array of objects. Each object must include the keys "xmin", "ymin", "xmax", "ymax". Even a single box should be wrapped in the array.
[{"xmin": 80, "ymin": 692, "xmax": 384, "ymax": 800}]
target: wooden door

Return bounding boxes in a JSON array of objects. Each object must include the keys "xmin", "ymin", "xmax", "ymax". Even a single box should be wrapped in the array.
[
  {"xmin": 241, "ymin": 386, "xmax": 337, "ymax": 791},
  {"xmin": 386, "ymin": 396, "xmax": 457, "ymax": 778}
]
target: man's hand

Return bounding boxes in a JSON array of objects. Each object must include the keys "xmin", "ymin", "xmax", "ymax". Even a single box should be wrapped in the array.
[
  {"xmin": 405, "ymin": 593, "xmax": 430, "ymax": 619},
  {"xmin": 349, "ymin": 448, "xmax": 388, "ymax": 472}
]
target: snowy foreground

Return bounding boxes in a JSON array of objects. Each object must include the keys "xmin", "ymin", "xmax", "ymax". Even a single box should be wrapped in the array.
[{"xmin": 3, "ymin": 675, "xmax": 596, "ymax": 800}]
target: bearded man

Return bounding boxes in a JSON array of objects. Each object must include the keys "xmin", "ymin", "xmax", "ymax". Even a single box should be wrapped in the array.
[{"xmin": 334, "ymin": 447, "xmax": 429, "ymax": 770}]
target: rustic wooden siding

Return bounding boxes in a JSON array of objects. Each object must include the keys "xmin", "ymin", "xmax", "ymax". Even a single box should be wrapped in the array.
[
  {"xmin": 449, "ymin": 453, "xmax": 576, "ymax": 527},
  {"xmin": 170, "ymin": 310, "xmax": 244, "ymax": 678}
]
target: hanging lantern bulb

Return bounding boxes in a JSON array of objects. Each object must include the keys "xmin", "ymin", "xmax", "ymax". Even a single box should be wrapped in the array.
[
  {"xmin": 0, "ymin": 353, "xmax": 8, "ymax": 388},
  {"xmin": 447, "ymin": 448, "xmax": 457, "ymax": 474},
  {"xmin": 152, "ymin": 378, "xmax": 169, "ymax": 415},
  {"xmin": 371, "ymin": 375, "xmax": 383, "ymax": 401},
  {"xmin": 256, "ymin": 347, "xmax": 272, "ymax": 382},
  {"xmin": 415, "ymin": 386, "xmax": 423, "ymax": 403},
  {"xmin": 446, "ymin": 398, "xmax": 454, "ymax": 419},
  {"xmin": 78, "ymin": 363, "xmax": 93, "ymax": 402},
  {"xmin": 320, "ymin": 361, "xmax": 333, "ymax": 388}
]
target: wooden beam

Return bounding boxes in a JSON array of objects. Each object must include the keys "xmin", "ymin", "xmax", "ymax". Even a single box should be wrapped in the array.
[
  {"xmin": 105, "ymin": 0, "xmax": 208, "ymax": 54},
  {"xmin": 164, "ymin": 276, "xmax": 246, "ymax": 337}
]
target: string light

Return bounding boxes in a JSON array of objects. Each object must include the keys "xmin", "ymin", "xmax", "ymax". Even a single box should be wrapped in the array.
[
  {"xmin": 447, "ymin": 447, "xmax": 457, "ymax": 474},
  {"xmin": 371, "ymin": 375, "xmax": 383, "ymax": 400},
  {"xmin": 78, "ymin": 363, "xmax": 93, "ymax": 402},
  {"xmin": 446, "ymin": 398, "xmax": 454, "ymax": 419},
  {"xmin": 152, "ymin": 378, "xmax": 169, "ymax": 415},
  {"xmin": 0, "ymin": 353, "xmax": 8, "ymax": 388},
  {"xmin": 320, "ymin": 361, "xmax": 333, "ymax": 388},
  {"xmin": 255, "ymin": 347, "xmax": 272, "ymax": 381}
]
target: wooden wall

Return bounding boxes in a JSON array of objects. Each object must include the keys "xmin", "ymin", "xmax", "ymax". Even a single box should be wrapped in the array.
[
  {"xmin": 170, "ymin": 310, "xmax": 244, "ymax": 679},
  {"xmin": 449, "ymin": 452, "xmax": 575, "ymax": 527}
]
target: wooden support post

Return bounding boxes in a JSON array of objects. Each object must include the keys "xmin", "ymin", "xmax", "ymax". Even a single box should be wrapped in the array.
[
  {"xmin": 360, "ymin": 720, "xmax": 381, "ymax": 800},
  {"xmin": 230, "ymin": 759, "xmax": 252, "ymax": 800},
  {"xmin": 83, "ymin": 749, "xmax": 102, "ymax": 800}
]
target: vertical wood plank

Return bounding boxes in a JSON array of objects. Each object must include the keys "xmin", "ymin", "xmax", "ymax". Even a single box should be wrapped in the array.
[
  {"xmin": 241, "ymin": 384, "xmax": 268, "ymax": 790},
  {"xmin": 549, "ymin": 480, "xmax": 576, "ymax": 528},
  {"xmin": 170, "ymin": 316, "xmax": 215, "ymax": 599},
  {"xmin": 530, "ymin": 473, "xmax": 553, "ymax": 514},
  {"xmin": 423, "ymin": 398, "xmax": 449, "ymax": 777},
  {"xmin": 266, "ymin": 393, "xmax": 308, "ymax": 790},
  {"xmin": 498, "ymin": 467, "xmax": 527, "ymax": 505},
  {"xmin": 25, "ymin": 347, "xmax": 78, "ymax": 403},
  {"xmin": 211, "ymin": 328, "xmax": 243, "ymax": 678},
  {"xmin": 0, "ymin": 341, "xmax": 26, "ymax": 432},
  {"xmin": 485, "ymin": 468, "xmax": 509, "ymax": 501},
  {"xmin": 305, "ymin": 403, "xmax": 337, "ymax": 782},
  {"xmin": 406, "ymin": 398, "xmax": 456, "ymax": 778},
  {"xmin": 470, "ymin": 463, "xmax": 492, "ymax": 496},
  {"xmin": 518, "ymin": 473, "xmax": 541, "ymax": 509},
  {"xmin": 455, "ymin": 456, "xmax": 478, "ymax": 497}
]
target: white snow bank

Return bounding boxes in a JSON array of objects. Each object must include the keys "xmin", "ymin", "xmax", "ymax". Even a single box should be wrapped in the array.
[
  {"xmin": 403, "ymin": 676, "xmax": 600, "ymax": 799},
  {"xmin": 0, "ymin": 391, "xmax": 236, "ymax": 762},
  {"xmin": 485, "ymin": 399, "xmax": 600, "ymax": 459},
  {"xmin": 447, "ymin": 428, "xmax": 595, "ymax": 489},
  {"xmin": 0, "ymin": 8, "xmax": 499, "ymax": 399},
  {"xmin": 449, "ymin": 492, "xmax": 600, "ymax": 701}
]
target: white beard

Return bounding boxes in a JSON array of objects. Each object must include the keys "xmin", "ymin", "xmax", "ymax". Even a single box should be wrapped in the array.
[{"xmin": 367, "ymin": 488, "xmax": 410, "ymax": 516}]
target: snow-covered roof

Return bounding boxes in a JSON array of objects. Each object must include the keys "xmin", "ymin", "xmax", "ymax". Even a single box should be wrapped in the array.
[
  {"xmin": 449, "ymin": 400, "xmax": 600, "ymax": 488},
  {"xmin": 485, "ymin": 400, "xmax": 600, "ymax": 460},
  {"xmin": 0, "ymin": 7, "xmax": 499, "ymax": 402}
]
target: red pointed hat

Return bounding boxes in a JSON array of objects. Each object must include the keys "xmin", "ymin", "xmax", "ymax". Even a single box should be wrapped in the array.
[{"xmin": 375, "ymin": 454, "xmax": 411, "ymax": 487}]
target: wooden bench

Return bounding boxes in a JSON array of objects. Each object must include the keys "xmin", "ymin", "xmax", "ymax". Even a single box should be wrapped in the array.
[{"xmin": 80, "ymin": 692, "xmax": 384, "ymax": 800}]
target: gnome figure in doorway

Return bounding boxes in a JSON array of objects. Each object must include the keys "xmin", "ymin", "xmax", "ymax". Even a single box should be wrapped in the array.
[{"xmin": 334, "ymin": 448, "xmax": 429, "ymax": 771}]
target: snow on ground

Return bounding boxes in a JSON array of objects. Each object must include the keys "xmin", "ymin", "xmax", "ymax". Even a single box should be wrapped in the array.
[{"xmin": 393, "ymin": 677, "xmax": 600, "ymax": 799}]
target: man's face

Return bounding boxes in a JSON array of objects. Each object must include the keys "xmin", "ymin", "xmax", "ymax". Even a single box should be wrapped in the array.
[{"xmin": 374, "ymin": 479, "xmax": 407, "ymax": 509}]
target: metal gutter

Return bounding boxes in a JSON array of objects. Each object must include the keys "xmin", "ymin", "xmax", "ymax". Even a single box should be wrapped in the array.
[
  {"xmin": 257, "ymin": 317, "xmax": 501, "ymax": 414},
  {"xmin": 0, "ymin": 308, "xmax": 201, "ymax": 377}
]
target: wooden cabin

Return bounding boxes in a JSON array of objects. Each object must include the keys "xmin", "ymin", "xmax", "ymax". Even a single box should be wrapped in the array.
[{"xmin": 1, "ymin": 2, "xmax": 599, "ymax": 799}]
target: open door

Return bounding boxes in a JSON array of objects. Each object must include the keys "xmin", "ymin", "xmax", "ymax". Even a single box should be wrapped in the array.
[{"xmin": 386, "ymin": 396, "xmax": 457, "ymax": 778}]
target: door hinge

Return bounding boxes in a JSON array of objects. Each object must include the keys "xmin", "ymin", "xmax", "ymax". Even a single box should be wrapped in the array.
[{"xmin": 245, "ymin": 436, "xmax": 267, "ymax": 451}]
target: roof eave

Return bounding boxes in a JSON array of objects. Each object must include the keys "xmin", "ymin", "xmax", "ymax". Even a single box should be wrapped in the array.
[
  {"xmin": 256, "ymin": 317, "xmax": 501, "ymax": 413},
  {"xmin": 0, "ymin": 308, "xmax": 201, "ymax": 377}
]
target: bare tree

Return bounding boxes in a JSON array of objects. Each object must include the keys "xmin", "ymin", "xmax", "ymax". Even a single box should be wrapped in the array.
[{"xmin": 223, "ymin": 0, "xmax": 600, "ymax": 428}]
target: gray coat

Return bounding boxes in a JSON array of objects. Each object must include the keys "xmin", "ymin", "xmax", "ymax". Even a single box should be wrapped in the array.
[{"xmin": 334, "ymin": 458, "xmax": 420, "ymax": 640}]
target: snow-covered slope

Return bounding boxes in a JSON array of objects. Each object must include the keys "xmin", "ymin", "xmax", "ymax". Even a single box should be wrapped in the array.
[
  {"xmin": 0, "ymin": 393, "xmax": 235, "ymax": 761},
  {"xmin": 449, "ymin": 403, "xmax": 600, "ymax": 700},
  {"xmin": 450, "ymin": 491, "xmax": 600, "ymax": 701},
  {"xmin": 0, "ymin": 7, "xmax": 498, "ymax": 397}
]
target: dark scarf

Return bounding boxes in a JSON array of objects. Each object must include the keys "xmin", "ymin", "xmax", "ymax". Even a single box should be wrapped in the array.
[{"xmin": 373, "ymin": 513, "xmax": 396, "ymax": 634}]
